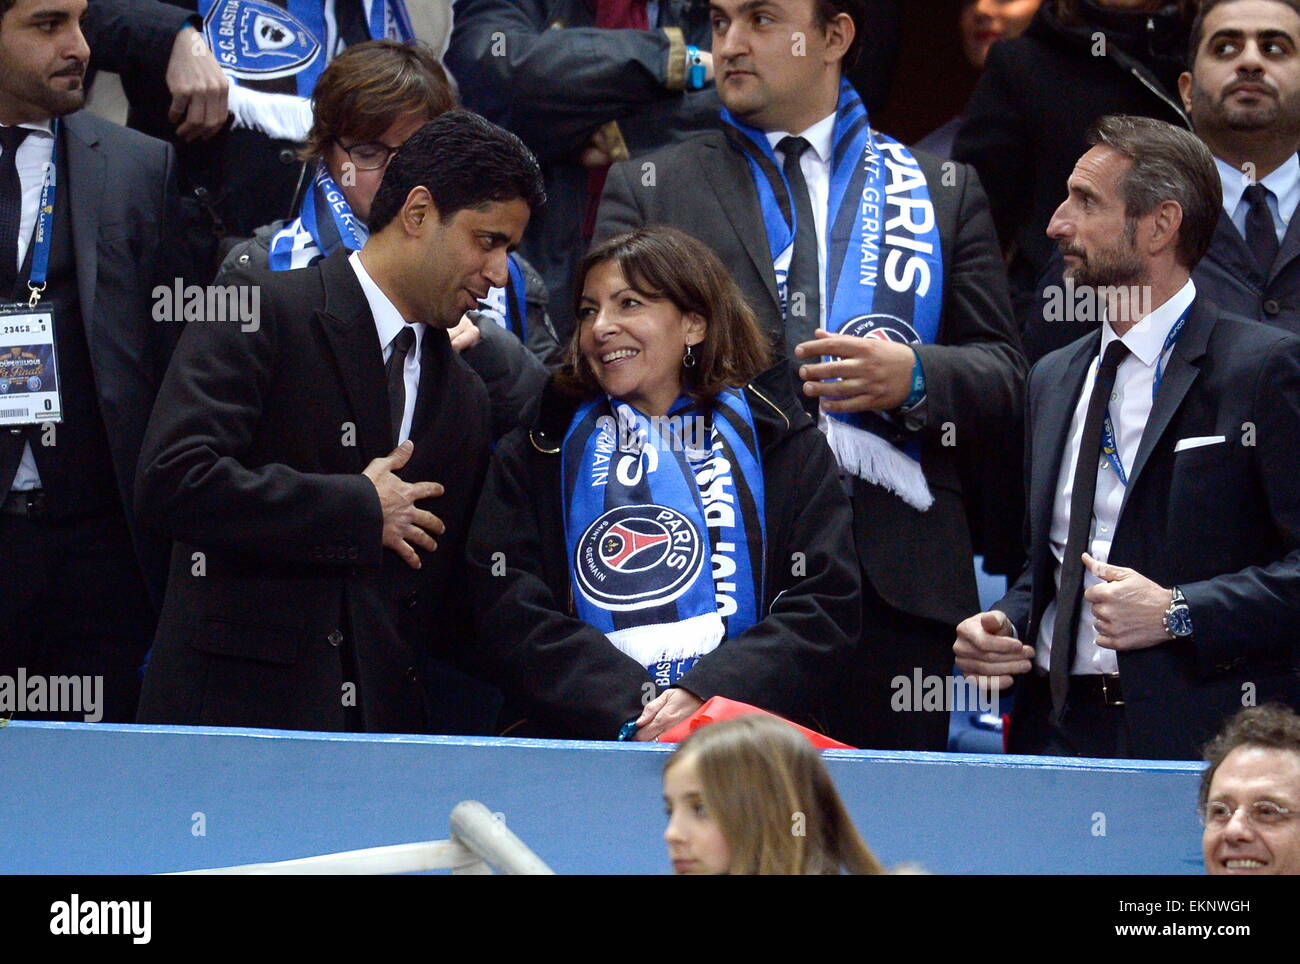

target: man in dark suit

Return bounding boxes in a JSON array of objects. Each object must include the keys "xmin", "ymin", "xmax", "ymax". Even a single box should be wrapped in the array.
[
  {"xmin": 135, "ymin": 110, "xmax": 546, "ymax": 733},
  {"xmin": 595, "ymin": 0, "xmax": 1025, "ymax": 750},
  {"xmin": 0, "ymin": 0, "xmax": 186, "ymax": 722},
  {"xmin": 955, "ymin": 115, "xmax": 1300, "ymax": 761},
  {"xmin": 1181, "ymin": 0, "xmax": 1300, "ymax": 335}
]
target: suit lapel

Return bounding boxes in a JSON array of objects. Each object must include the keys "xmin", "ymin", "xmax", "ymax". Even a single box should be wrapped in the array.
[
  {"xmin": 62, "ymin": 114, "xmax": 103, "ymax": 335},
  {"xmin": 1031, "ymin": 334, "xmax": 1098, "ymax": 538},
  {"xmin": 1118, "ymin": 297, "xmax": 1214, "ymax": 517},
  {"xmin": 1207, "ymin": 209, "xmax": 1262, "ymax": 286},
  {"xmin": 314, "ymin": 250, "xmax": 392, "ymax": 463},
  {"xmin": 1270, "ymin": 181, "xmax": 1300, "ymax": 284},
  {"xmin": 408, "ymin": 325, "xmax": 450, "ymax": 441},
  {"xmin": 703, "ymin": 137, "xmax": 781, "ymax": 320}
]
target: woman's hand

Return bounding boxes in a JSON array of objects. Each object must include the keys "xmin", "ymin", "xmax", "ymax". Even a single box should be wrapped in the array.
[{"xmin": 633, "ymin": 688, "xmax": 704, "ymax": 741}]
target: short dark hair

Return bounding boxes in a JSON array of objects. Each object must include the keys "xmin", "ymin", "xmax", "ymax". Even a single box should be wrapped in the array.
[
  {"xmin": 367, "ymin": 109, "xmax": 545, "ymax": 234},
  {"xmin": 563, "ymin": 226, "xmax": 773, "ymax": 403},
  {"xmin": 1199, "ymin": 705, "xmax": 1300, "ymax": 811},
  {"xmin": 302, "ymin": 40, "xmax": 455, "ymax": 164},
  {"xmin": 1188, "ymin": 0, "xmax": 1300, "ymax": 66},
  {"xmin": 814, "ymin": 0, "xmax": 867, "ymax": 73},
  {"xmin": 1086, "ymin": 114, "xmax": 1221, "ymax": 269}
]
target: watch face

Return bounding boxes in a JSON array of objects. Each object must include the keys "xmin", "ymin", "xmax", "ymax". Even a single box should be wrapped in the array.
[{"xmin": 1169, "ymin": 608, "xmax": 1193, "ymax": 637}]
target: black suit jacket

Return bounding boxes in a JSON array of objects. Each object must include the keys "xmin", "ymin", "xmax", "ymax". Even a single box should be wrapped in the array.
[
  {"xmin": 595, "ymin": 131, "xmax": 1026, "ymax": 623},
  {"xmin": 998, "ymin": 296, "xmax": 1300, "ymax": 759},
  {"xmin": 1193, "ymin": 204, "xmax": 1300, "ymax": 336},
  {"xmin": 0, "ymin": 111, "xmax": 185, "ymax": 604},
  {"xmin": 134, "ymin": 249, "xmax": 495, "ymax": 733}
]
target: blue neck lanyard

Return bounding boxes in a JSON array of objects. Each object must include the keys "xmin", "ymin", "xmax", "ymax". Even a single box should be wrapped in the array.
[
  {"xmin": 1099, "ymin": 304, "xmax": 1190, "ymax": 486},
  {"xmin": 23, "ymin": 118, "xmax": 58, "ymax": 308}
]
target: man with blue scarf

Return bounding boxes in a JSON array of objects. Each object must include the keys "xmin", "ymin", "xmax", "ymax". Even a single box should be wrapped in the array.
[{"xmin": 596, "ymin": 0, "xmax": 1026, "ymax": 750}]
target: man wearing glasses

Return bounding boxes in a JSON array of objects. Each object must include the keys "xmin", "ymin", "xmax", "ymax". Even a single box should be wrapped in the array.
[{"xmin": 1201, "ymin": 705, "xmax": 1300, "ymax": 875}]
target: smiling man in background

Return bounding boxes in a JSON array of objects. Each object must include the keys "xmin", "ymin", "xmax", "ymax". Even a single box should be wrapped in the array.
[{"xmin": 1201, "ymin": 705, "xmax": 1300, "ymax": 875}]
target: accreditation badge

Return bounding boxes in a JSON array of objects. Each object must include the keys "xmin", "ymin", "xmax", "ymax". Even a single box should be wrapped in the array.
[{"xmin": 0, "ymin": 303, "xmax": 62, "ymax": 426}]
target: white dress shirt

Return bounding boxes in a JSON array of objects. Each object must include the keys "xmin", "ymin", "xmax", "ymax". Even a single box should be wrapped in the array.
[
  {"xmin": 348, "ymin": 250, "xmax": 424, "ymax": 443},
  {"xmin": 1036, "ymin": 279, "xmax": 1197, "ymax": 675},
  {"xmin": 767, "ymin": 111, "xmax": 835, "ymax": 331},
  {"xmin": 1215, "ymin": 153, "xmax": 1300, "ymax": 246},
  {"xmin": 5, "ymin": 120, "xmax": 57, "ymax": 493}
]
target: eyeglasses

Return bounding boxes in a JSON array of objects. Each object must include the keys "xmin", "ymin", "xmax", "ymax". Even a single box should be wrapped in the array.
[
  {"xmin": 333, "ymin": 138, "xmax": 399, "ymax": 171},
  {"xmin": 1199, "ymin": 800, "xmax": 1296, "ymax": 828}
]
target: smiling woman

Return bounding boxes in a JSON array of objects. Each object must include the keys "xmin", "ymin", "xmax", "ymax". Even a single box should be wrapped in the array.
[{"xmin": 465, "ymin": 226, "xmax": 863, "ymax": 742}]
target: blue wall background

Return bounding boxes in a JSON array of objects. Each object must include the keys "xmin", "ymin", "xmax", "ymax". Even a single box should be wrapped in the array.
[{"xmin": 0, "ymin": 722, "xmax": 1206, "ymax": 874}]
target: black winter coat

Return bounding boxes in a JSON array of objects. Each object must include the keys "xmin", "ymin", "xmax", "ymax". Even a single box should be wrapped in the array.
[{"xmin": 464, "ymin": 361, "xmax": 862, "ymax": 740}]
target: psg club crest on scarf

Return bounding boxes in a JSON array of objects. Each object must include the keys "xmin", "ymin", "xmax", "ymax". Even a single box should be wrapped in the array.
[
  {"xmin": 203, "ymin": 0, "xmax": 322, "ymax": 80},
  {"xmin": 574, "ymin": 505, "xmax": 705, "ymax": 611},
  {"xmin": 841, "ymin": 314, "xmax": 921, "ymax": 345}
]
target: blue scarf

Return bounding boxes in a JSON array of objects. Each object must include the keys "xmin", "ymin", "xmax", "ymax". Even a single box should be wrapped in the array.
[
  {"xmin": 200, "ymin": 0, "xmax": 414, "ymax": 97},
  {"xmin": 270, "ymin": 163, "xmax": 368, "ymax": 270},
  {"xmin": 562, "ymin": 391, "xmax": 766, "ymax": 688},
  {"xmin": 722, "ymin": 79, "xmax": 944, "ymax": 510}
]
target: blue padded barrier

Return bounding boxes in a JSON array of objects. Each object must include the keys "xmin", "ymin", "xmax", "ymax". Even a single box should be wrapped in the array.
[{"xmin": 0, "ymin": 722, "xmax": 1206, "ymax": 874}]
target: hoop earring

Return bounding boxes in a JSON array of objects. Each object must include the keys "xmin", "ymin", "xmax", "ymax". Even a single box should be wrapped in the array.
[{"xmin": 683, "ymin": 344, "xmax": 697, "ymax": 368}]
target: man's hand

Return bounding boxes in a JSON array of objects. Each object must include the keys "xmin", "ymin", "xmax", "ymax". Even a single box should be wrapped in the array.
[
  {"xmin": 953, "ymin": 610, "xmax": 1034, "ymax": 691},
  {"xmin": 448, "ymin": 313, "xmax": 482, "ymax": 353},
  {"xmin": 167, "ymin": 26, "xmax": 230, "ymax": 141},
  {"xmin": 795, "ymin": 329, "xmax": 916, "ymax": 413},
  {"xmin": 1083, "ymin": 553, "xmax": 1174, "ymax": 651},
  {"xmin": 362, "ymin": 441, "xmax": 446, "ymax": 570},
  {"xmin": 633, "ymin": 688, "xmax": 704, "ymax": 742}
]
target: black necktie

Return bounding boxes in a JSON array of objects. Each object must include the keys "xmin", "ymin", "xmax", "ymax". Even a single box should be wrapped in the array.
[
  {"xmin": 1049, "ymin": 339, "xmax": 1131, "ymax": 721},
  {"xmin": 0, "ymin": 126, "xmax": 31, "ymax": 294},
  {"xmin": 777, "ymin": 136, "xmax": 821, "ymax": 352},
  {"xmin": 386, "ymin": 325, "xmax": 416, "ymax": 445},
  {"xmin": 1244, "ymin": 183, "xmax": 1280, "ymax": 276}
]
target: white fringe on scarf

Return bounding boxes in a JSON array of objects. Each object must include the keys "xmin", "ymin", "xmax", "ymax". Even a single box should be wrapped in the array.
[
  {"xmin": 608, "ymin": 612, "xmax": 725, "ymax": 669},
  {"xmin": 824, "ymin": 416, "xmax": 935, "ymax": 512}
]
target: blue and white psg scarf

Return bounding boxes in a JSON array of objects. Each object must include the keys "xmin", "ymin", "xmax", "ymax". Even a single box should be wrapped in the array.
[
  {"xmin": 269, "ymin": 163, "xmax": 368, "ymax": 270},
  {"xmin": 722, "ymin": 79, "xmax": 944, "ymax": 511},
  {"xmin": 200, "ymin": 0, "xmax": 414, "ymax": 97},
  {"xmin": 562, "ymin": 391, "xmax": 766, "ymax": 688}
]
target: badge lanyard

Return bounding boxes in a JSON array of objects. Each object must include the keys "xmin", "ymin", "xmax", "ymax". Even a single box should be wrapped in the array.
[
  {"xmin": 24, "ymin": 117, "xmax": 58, "ymax": 309},
  {"xmin": 1099, "ymin": 304, "xmax": 1190, "ymax": 486}
]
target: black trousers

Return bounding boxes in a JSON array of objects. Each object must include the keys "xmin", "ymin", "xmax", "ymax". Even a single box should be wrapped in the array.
[
  {"xmin": 828, "ymin": 577, "xmax": 954, "ymax": 751},
  {"xmin": 1009, "ymin": 672, "xmax": 1131, "ymax": 758},
  {"xmin": 0, "ymin": 507, "xmax": 155, "ymax": 722}
]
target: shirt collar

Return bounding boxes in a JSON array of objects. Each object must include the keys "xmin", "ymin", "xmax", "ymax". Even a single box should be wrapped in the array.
[
  {"xmin": 1100, "ymin": 278, "xmax": 1196, "ymax": 368},
  {"xmin": 765, "ymin": 111, "xmax": 837, "ymax": 165},
  {"xmin": 1, "ymin": 118, "xmax": 54, "ymax": 139},
  {"xmin": 348, "ymin": 250, "xmax": 423, "ymax": 354},
  {"xmin": 1215, "ymin": 152, "xmax": 1300, "ymax": 220}
]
